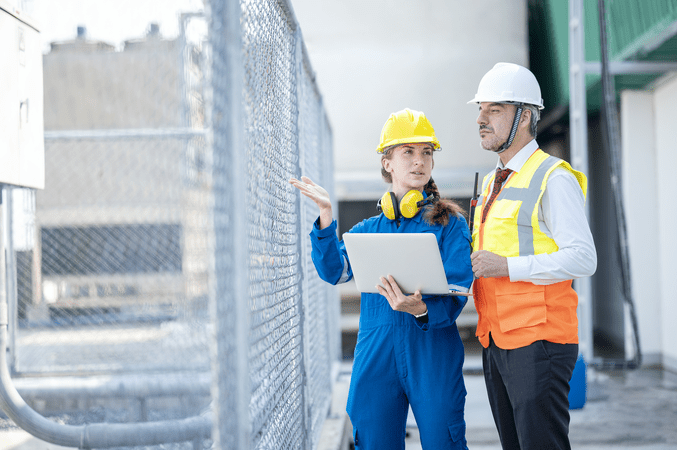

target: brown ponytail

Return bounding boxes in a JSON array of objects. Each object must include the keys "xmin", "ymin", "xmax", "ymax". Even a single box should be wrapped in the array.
[{"xmin": 422, "ymin": 178, "xmax": 465, "ymax": 226}]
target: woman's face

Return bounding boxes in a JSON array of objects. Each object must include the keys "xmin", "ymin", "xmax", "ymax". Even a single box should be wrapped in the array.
[{"xmin": 382, "ymin": 143, "xmax": 434, "ymax": 194}]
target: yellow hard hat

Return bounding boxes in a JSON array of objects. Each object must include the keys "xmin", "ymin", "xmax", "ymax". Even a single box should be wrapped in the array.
[{"xmin": 376, "ymin": 108, "xmax": 441, "ymax": 153}]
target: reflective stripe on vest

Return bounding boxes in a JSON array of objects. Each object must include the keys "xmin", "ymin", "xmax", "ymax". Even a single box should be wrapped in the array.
[
  {"xmin": 497, "ymin": 154, "xmax": 558, "ymax": 256},
  {"xmin": 472, "ymin": 149, "xmax": 586, "ymax": 257}
]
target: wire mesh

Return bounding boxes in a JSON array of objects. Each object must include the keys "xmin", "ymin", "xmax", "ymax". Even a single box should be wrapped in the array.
[
  {"xmin": 15, "ymin": 28, "xmax": 210, "ymax": 376},
  {"xmin": 241, "ymin": 0, "xmax": 308, "ymax": 448},
  {"xmin": 4, "ymin": 0, "xmax": 337, "ymax": 448},
  {"xmin": 297, "ymin": 50, "xmax": 335, "ymax": 450}
]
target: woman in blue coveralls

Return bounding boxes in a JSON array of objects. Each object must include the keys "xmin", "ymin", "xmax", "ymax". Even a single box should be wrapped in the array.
[{"xmin": 290, "ymin": 108, "xmax": 473, "ymax": 450}]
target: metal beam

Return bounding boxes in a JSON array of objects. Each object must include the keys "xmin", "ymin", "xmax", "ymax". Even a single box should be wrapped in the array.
[
  {"xmin": 569, "ymin": 0, "xmax": 593, "ymax": 363},
  {"xmin": 585, "ymin": 61, "xmax": 677, "ymax": 75}
]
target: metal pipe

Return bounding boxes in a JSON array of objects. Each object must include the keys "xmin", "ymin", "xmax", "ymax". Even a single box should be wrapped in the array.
[
  {"xmin": 43, "ymin": 128, "xmax": 207, "ymax": 141},
  {"xmin": 597, "ymin": 0, "xmax": 641, "ymax": 369},
  {"xmin": 1, "ymin": 187, "xmax": 17, "ymax": 374},
  {"xmin": 14, "ymin": 371, "xmax": 211, "ymax": 400},
  {"xmin": 0, "ymin": 322, "xmax": 212, "ymax": 448}
]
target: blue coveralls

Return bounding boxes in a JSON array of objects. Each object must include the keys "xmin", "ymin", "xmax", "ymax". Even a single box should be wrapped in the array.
[{"xmin": 310, "ymin": 204, "xmax": 474, "ymax": 450}]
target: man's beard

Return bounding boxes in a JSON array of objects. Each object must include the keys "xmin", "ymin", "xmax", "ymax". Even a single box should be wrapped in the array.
[{"xmin": 479, "ymin": 127, "xmax": 504, "ymax": 153}]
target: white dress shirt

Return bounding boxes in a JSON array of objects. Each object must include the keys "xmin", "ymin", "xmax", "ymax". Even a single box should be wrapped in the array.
[{"xmin": 492, "ymin": 140, "xmax": 597, "ymax": 285}]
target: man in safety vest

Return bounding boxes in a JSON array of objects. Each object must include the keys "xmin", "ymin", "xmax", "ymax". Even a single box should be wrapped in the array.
[{"xmin": 468, "ymin": 62, "xmax": 597, "ymax": 449}]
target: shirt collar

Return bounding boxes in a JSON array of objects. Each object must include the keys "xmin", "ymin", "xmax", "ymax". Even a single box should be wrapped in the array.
[{"xmin": 496, "ymin": 139, "xmax": 539, "ymax": 173}]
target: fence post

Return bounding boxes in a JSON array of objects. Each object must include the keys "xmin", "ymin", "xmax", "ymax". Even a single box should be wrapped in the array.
[
  {"xmin": 206, "ymin": 0, "xmax": 251, "ymax": 448},
  {"xmin": 292, "ymin": 25, "xmax": 310, "ymax": 450},
  {"xmin": 1, "ymin": 187, "xmax": 18, "ymax": 374}
]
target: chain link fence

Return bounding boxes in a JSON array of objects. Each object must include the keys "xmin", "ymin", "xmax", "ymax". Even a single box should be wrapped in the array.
[{"xmin": 3, "ymin": 0, "xmax": 338, "ymax": 448}]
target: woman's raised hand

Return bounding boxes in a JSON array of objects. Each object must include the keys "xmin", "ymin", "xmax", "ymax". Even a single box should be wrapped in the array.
[
  {"xmin": 289, "ymin": 176, "xmax": 333, "ymax": 229},
  {"xmin": 289, "ymin": 176, "xmax": 331, "ymax": 209}
]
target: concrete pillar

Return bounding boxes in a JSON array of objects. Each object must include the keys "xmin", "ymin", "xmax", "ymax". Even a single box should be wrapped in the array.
[
  {"xmin": 653, "ymin": 75, "xmax": 677, "ymax": 372},
  {"xmin": 620, "ymin": 90, "xmax": 661, "ymax": 365}
]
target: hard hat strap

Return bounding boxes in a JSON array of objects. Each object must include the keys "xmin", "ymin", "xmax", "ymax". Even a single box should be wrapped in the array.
[{"xmin": 496, "ymin": 105, "xmax": 523, "ymax": 154}]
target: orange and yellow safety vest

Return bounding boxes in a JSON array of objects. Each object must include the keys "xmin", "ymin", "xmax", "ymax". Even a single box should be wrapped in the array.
[{"xmin": 472, "ymin": 149, "xmax": 587, "ymax": 349}]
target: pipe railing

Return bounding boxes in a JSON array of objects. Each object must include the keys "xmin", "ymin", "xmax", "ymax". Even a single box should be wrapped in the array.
[{"xmin": 0, "ymin": 311, "xmax": 212, "ymax": 449}]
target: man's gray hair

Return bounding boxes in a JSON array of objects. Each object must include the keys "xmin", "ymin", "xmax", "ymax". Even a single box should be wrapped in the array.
[{"xmin": 523, "ymin": 104, "xmax": 540, "ymax": 138}]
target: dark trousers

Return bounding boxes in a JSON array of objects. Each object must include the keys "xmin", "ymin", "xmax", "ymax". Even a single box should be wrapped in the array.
[{"xmin": 482, "ymin": 336, "xmax": 578, "ymax": 450}]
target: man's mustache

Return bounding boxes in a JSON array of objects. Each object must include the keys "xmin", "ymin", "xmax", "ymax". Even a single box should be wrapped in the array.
[{"xmin": 479, "ymin": 125, "xmax": 493, "ymax": 133}]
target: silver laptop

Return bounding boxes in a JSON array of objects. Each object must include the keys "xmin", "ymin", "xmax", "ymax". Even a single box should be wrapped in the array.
[{"xmin": 342, "ymin": 232, "xmax": 451, "ymax": 294}]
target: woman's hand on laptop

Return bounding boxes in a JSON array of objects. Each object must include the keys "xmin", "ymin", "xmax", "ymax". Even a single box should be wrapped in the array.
[{"xmin": 377, "ymin": 275, "xmax": 427, "ymax": 316}]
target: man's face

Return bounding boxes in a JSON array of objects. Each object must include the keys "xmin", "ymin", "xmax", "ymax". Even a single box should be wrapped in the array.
[{"xmin": 475, "ymin": 102, "xmax": 517, "ymax": 152}]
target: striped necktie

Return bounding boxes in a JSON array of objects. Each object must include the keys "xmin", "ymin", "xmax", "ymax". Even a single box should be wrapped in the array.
[{"xmin": 481, "ymin": 168, "xmax": 512, "ymax": 223}]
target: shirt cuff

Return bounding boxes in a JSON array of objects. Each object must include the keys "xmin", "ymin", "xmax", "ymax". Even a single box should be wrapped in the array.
[{"xmin": 507, "ymin": 256, "xmax": 530, "ymax": 282}]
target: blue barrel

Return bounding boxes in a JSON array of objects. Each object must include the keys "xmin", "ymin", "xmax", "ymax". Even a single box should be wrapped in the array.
[{"xmin": 568, "ymin": 353, "xmax": 586, "ymax": 409}]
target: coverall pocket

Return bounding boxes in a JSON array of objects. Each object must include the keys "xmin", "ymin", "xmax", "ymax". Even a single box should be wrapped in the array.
[
  {"xmin": 495, "ymin": 281, "xmax": 546, "ymax": 333},
  {"xmin": 448, "ymin": 420, "xmax": 468, "ymax": 448}
]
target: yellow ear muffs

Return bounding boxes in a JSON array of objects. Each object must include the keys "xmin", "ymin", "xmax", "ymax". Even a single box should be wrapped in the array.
[
  {"xmin": 378, "ymin": 190, "xmax": 435, "ymax": 221},
  {"xmin": 378, "ymin": 192, "xmax": 399, "ymax": 221},
  {"xmin": 400, "ymin": 190, "xmax": 424, "ymax": 218}
]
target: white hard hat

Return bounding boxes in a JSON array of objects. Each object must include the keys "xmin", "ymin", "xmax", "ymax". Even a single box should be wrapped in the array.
[{"xmin": 468, "ymin": 62, "xmax": 544, "ymax": 110}]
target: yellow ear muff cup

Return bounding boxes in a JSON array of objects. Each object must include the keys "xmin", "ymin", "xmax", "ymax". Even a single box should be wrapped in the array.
[
  {"xmin": 400, "ymin": 190, "xmax": 424, "ymax": 218},
  {"xmin": 380, "ymin": 192, "xmax": 399, "ymax": 221}
]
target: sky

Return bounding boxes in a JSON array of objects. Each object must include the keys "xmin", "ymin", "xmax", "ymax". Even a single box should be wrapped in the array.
[{"xmin": 16, "ymin": 0, "xmax": 205, "ymax": 52}]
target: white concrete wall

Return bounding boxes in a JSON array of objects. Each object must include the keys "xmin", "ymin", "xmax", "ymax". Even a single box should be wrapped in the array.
[
  {"xmin": 622, "ymin": 74, "xmax": 677, "ymax": 372},
  {"xmin": 653, "ymin": 74, "xmax": 677, "ymax": 371},
  {"xmin": 620, "ymin": 90, "xmax": 661, "ymax": 365},
  {"xmin": 290, "ymin": 0, "xmax": 529, "ymax": 199}
]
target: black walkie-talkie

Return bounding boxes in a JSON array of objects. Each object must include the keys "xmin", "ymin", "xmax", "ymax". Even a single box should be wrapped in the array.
[{"xmin": 468, "ymin": 172, "xmax": 479, "ymax": 233}]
